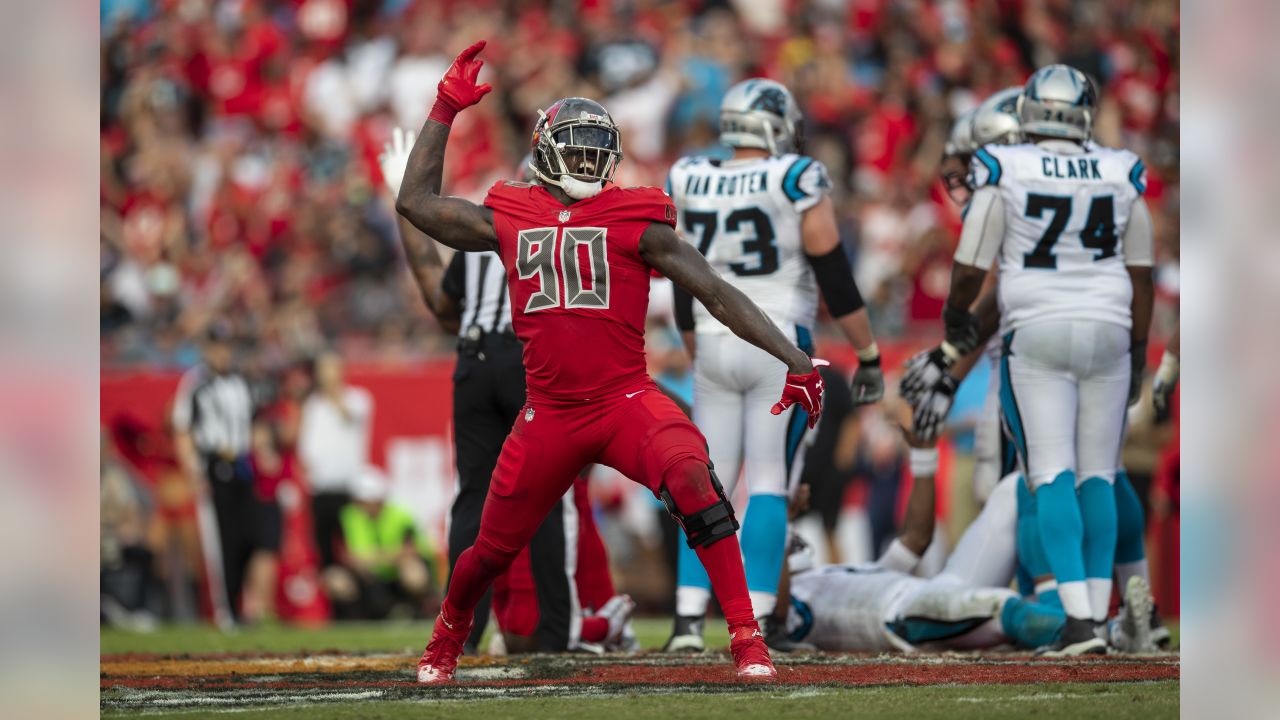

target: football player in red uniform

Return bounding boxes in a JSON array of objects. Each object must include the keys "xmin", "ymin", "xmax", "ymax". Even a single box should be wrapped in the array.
[{"xmin": 397, "ymin": 41, "xmax": 825, "ymax": 683}]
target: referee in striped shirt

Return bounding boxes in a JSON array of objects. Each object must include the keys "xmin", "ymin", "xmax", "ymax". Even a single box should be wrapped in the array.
[
  {"xmin": 173, "ymin": 325, "xmax": 257, "ymax": 622},
  {"xmin": 380, "ymin": 137, "xmax": 584, "ymax": 653}
]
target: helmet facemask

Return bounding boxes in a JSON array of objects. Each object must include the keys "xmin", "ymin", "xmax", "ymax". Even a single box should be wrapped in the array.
[
  {"xmin": 530, "ymin": 106, "xmax": 623, "ymax": 200},
  {"xmin": 940, "ymin": 112, "xmax": 977, "ymax": 206},
  {"xmin": 940, "ymin": 152, "xmax": 973, "ymax": 207}
]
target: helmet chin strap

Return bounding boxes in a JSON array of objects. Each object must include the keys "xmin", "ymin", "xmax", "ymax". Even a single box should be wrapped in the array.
[
  {"xmin": 558, "ymin": 175, "xmax": 604, "ymax": 199},
  {"xmin": 533, "ymin": 164, "xmax": 603, "ymax": 199}
]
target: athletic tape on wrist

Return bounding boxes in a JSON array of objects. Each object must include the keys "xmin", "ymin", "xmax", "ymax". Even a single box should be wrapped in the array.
[
  {"xmin": 909, "ymin": 447, "xmax": 939, "ymax": 477},
  {"xmin": 939, "ymin": 341, "xmax": 961, "ymax": 362},
  {"xmin": 856, "ymin": 341, "xmax": 880, "ymax": 363},
  {"xmin": 428, "ymin": 100, "xmax": 460, "ymax": 127}
]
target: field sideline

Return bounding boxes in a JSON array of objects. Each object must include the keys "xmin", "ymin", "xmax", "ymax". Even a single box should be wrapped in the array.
[{"xmin": 100, "ymin": 618, "xmax": 1179, "ymax": 719}]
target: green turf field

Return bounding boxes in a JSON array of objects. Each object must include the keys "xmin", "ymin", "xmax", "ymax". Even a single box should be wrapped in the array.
[
  {"xmin": 101, "ymin": 681, "xmax": 1179, "ymax": 720},
  {"xmin": 100, "ymin": 619, "xmax": 1179, "ymax": 719}
]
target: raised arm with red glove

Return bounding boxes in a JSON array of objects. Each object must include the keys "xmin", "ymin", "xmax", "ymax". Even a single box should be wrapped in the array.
[
  {"xmin": 427, "ymin": 40, "xmax": 494, "ymax": 127},
  {"xmin": 395, "ymin": 41, "xmax": 499, "ymax": 253}
]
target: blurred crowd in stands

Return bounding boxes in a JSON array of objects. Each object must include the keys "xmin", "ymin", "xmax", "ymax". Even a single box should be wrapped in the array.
[
  {"xmin": 101, "ymin": 0, "xmax": 1179, "ymax": 367},
  {"xmin": 100, "ymin": 0, "xmax": 1181, "ymax": 625}
]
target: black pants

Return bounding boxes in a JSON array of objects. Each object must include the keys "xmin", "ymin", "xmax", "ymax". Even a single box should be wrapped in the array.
[
  {"xmin": 330, "ymin": 570, "xmax": 426, "ymax": 621},
  {"xmin": 101, "ymin": 545, "xmax": 156, "ymax": 617},
  {"xmin": 448, "ymin": 334, "xmax": 581, "ymax": 651},
  {"xmin": 206, "ymin": 455, "xmax": 256, "ymax": 620},
  {"xmin": 312, "ymin": 490, "xmax": 351, "ymax": 568}
]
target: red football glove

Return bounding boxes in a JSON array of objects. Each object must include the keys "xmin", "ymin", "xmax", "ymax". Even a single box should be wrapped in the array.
[
  {"xmin": 428, "ymin": 40, "xmax": 494, "ymax": 127},
  {"xmin": 770, "ymin": 358, "xmax": 830, "ymax": 428}
]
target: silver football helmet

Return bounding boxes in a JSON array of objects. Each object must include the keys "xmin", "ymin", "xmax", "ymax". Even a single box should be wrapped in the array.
[
  {"xmin": 529, "ymin": 97, "xmax": 622, "ymax": 200},
  {"xmin": 940, "ymin": 110, "xmax": 976, "ymax": 205},
  {"xmin": 719, "ymin": 78, "xmax": 803, "ymax": 156},
  {"xmin": 1017, "ymin": 64, "xmax": 1096, "ymax": 142},
  {"xmin": 944, "ymin": 110, "xmax": 977, "ymax": 158},
  {"xmin": 972, "ymin": 86, "xmax": 1024, "ymax": 146}
]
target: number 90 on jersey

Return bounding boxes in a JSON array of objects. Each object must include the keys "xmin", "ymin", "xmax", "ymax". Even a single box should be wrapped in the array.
[{"xmin": 516, "ymin": 227, "xmax": 611, "ymax": 312}]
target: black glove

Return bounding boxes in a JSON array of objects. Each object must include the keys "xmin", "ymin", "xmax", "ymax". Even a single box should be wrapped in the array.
[
  {"xmin": 912, "ymin": 374, "xmax": 958, "ymax": 443},
  {"xmin": 899, "ymin": 347, "xmax": 953, "ymax": 405},
  {"xmin": 1128, "ymin": 342, "xmax": 1147, "ymax": 407},
  {"xmin": 942, "ymin": 304, "xmax": 981, "ymax": 357},
  {"xmin": 761, "ymin": 613, "xmax": 817, "ymax": 653},
  {"xmin": 851, "ymin": 356, "xmax": 884, "ymax": 406}
]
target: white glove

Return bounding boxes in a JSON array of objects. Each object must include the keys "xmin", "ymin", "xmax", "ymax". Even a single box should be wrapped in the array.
[
  {"xmin": 1151, "ymin": 350, "xmax": 1179, "ymax": 423},
  {"xmin": 378, "ymin": 126, "xmax": 415, "ymax": 197},
  {"xmin": 899, "ymin": 347, "xmax": 952, "ymax": 405},
  {"xmin": 912, "ymin": 374, "xmax": 958, "ymax": 443}
]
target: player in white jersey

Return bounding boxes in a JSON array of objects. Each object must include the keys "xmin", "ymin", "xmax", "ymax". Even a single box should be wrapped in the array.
[
  {"xmin": 664, "ymin": 79, "xmax": 883, "ymax": 650},
  {"xmin": 925, "ymin": 65, "xmax": 1156, "ymax": 654},
  {"xmin": 904, "ymin": 89, "xmax": 1172, "ymax": 647}
]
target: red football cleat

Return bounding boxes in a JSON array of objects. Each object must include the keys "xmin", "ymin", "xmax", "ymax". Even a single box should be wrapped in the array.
[
  {"xmin": 416, "ymin": 613, "xmax": 470, "ymax": 684},
  {"xmin": 729, "ymin": 623, "xmax": 777, "ymax": 680}
]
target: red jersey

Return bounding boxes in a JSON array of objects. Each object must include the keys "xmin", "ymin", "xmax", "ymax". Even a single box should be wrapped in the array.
[{"xmin": 484, "ymin": 181, "xmax": 676, "ymax": 405}]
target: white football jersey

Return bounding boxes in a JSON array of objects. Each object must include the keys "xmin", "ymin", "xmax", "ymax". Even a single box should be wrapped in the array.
[
  {"xmin": 785, "ymin": 564, "xmax": 920, "ymax": 652},
  {"xmin": 667, "ymin": 153, "xmax": 831, "ymax": 341},
  {"xmin": 966, "ymin": 141, "xmax": 1148, "ymax": 331}
]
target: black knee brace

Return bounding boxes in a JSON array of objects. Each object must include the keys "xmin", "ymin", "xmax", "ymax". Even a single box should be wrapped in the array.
[{"xmin": 660, "ymin": 463, "xmax": 739, "ymax": 549}]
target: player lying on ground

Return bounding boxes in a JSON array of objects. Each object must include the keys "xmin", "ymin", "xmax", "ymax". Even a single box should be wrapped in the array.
[
  {"xmin": 770, "ymin": 431, "xmax": 1066, "ymax": 653},
  {"xmin": 663, "ymin": 78, "xmax": 884, "ymax": 651},
  {"xmin": 397, "ymin": 41, "xmax": 827, "ymax": 683},
  {"xmin": 771, "ymin": 414, "xmax": 1161, "ymax": 654},
  {"xmin": 904, "ymin": 305, "xmax": 1171, "ymax": 654}
]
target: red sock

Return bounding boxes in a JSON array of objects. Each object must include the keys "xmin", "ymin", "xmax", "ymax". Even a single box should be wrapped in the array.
[
  {"xmin": 580, "ymin": 616, "xmax": 609, "ymax": 643},
  {"xmin": 439, "ymin": 544, "xmax": 511, "ymax": 635},
  {"xmin": 693, "ymin": 534, "xmax": 756, "ymax": 629},
  {"xmin": 437, "ymin": 598, "xmax": 471, "ymax": 639}
]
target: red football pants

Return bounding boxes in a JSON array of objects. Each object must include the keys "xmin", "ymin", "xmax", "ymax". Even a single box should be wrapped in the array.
[{"xmin": 442, "ymin": 381, "xmax": 755, "ymax": 636}]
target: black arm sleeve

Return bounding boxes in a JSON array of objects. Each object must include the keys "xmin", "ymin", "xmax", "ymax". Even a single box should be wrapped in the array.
[
  {"xmin": 673, "ymin": 283, "xmax": 695, "ymax": 332},
  {"xmin": 441, "ymin": 252, "xmax": 466, "ymax": 302},
  {"xmin": 805, "ymin": 245, "xmax": 865, "ymax": 318}
]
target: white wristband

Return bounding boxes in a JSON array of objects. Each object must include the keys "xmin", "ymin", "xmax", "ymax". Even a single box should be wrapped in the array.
[
  {"xmin": 856, "ymin": 341, "xmax": 880, "ymax": 362},
  {"xmin": 909, "ymin": 447, "xmax": 939, "ymax": 477}
]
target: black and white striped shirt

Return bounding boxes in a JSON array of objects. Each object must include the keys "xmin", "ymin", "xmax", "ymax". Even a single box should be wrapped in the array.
[
  {"xmin": 172, "ymin": 365, "xmax": 254, "ymax": 457},
  {"xmin": 442, "ymin": 250, "xmax": 512, "ymax": 333}
]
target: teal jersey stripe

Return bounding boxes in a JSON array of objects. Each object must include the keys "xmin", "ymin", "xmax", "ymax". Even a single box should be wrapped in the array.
[
  {"xmin": 975, "ymin": 147, "xmax": 1002, "ymax": 186},
  {"xmin": 784, "ymin": 407, "xmax": 808, "ymax": 477},
  {"xmin": 795, "ymin": 324, "xmax": 814, "ymax": 356},
  {"xmin": 1128, "ymin": 159, "xmax": 1146, "ymax": 195},
  {"xmin": 999, "ymin": 332, "xmax": 1028, "ymax": 468},
  {"xmin": 782, "ymin": 156, "xmax": 814, "ymax": 202},
  {"xmin": 889, "ymin": 615, "xmax": 991, "ymax": 644}
]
